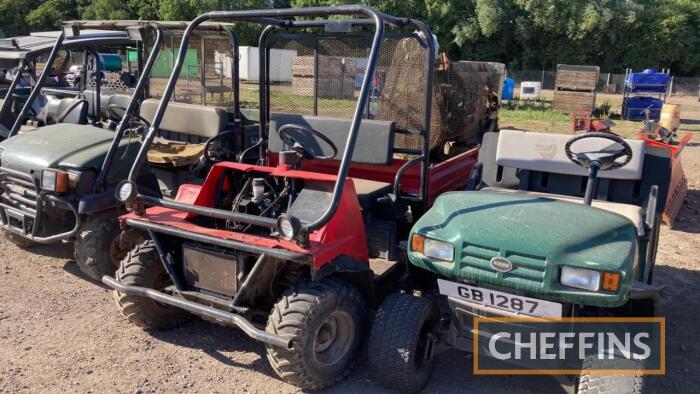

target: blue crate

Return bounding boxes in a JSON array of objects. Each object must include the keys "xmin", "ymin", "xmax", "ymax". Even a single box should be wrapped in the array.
[
  {"xmin": 626, "ymin": 69, "xmax": 670, "ymax": 93},
  {"xmin": 623, "ymin": 96, "xmax": 663, "ymax": 120}
]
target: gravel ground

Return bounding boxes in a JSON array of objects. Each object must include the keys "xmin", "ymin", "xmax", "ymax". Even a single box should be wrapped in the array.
[{"xmin": 0, "ymin": 147, "xmax": 698, "ymax": 394}]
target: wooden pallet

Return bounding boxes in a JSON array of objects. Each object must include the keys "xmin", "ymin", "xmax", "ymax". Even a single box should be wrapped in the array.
[
  {"xmin": 552, "ymin": 90, "xmax": 596, "ymax": 114},
  {"xmin": 292, "ymin": 55, "xmax": 356, "ymax": 78},
  {"xmin": 292, "ymin": 76, "xmax": 355, "ymax": 98},
  {"xmin": 555, "ymin": 64, "xmax": 599, "ymax": 91}
]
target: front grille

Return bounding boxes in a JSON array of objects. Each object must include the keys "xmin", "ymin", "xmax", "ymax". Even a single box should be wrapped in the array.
[
  {"xmin": 0, "ymin": 168, "xmax": 39, "ymax": 217},
  {"xmin": 461, "ymin": 241, "xmax": 548, "ymax": 288}
]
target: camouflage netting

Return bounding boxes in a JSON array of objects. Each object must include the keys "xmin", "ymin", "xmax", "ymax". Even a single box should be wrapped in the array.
[{"xmin": 376, "ymin": 37, "xmax": 487, "ymax": 151}]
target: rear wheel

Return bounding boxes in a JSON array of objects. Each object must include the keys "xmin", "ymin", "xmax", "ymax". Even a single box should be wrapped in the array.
[
  {"xmin": 114, "ymin": 241, "xmax": 192, "ymax": 330},
  {"xmin": 266, "ymin": 278, "xmax": 366, "ymax": 390},
  {"xmin": 368, "ymin": 293, "xmax": 440, "ymax": 393},
  {"xmin": 4, "ymin": 230, "xmax": 37, "ymax": 249},
  {"xmin": 74, "ymin": 213, "xmax": 126, "ymax": 281}
]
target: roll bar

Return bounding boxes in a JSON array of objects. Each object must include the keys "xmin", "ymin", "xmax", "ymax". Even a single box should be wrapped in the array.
[
  {"xmin": 94, "ymin": 24, "xmax": 164, "ymax": 190},
  {"xmin": 8, "ymin": 32, "xmax": 66, "ymax": 137},
  {"xmin": 7, "ymin": 30, "xmax": 141, "ymax": 136},
  {"xmin": 127, "ymin": 6, "xmax": 435, "ymax": 235}
]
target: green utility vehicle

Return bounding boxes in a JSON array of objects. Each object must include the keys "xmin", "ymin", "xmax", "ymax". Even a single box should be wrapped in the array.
[
  {"xmin": 368, "ymin": 130, "xmax": 671, "ymax": 393},
  {"xmin": 0, "ymin": 21, "xmax": 249, "ymax": 280}
]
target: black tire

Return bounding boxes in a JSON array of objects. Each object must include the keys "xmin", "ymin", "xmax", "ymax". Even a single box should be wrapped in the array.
[
  {"xmin": 114, "ymin": 241, "xmax": 192, "ymax": 330},
  {"xmin": 576, "ymin": 357, "xmax": 645, "ymax": 394},
  {"xmin": 367, "ymin": 293, "xmax": 440, "ymax": 393},
  {"xmin": 266, "ymin": 277, "xmax": 366, "ymax": 390},
  {"xmin": 4, "ymin": 230, "xmax": 37, "ymax": 249},
  {"xmin": 74, "ymin": 213, "xmax": 125, "ymax": 281}
]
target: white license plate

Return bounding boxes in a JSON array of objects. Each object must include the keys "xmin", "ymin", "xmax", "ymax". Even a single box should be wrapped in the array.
[{"xmin": 438, "ymin": 279, "xmax": 562, "ymax": 318}]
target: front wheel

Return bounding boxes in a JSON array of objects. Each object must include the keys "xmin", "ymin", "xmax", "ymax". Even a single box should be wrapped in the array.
[
  {"xmin": 74, "ymin": 213, "xmax": 125, "ymax": 281},
  {"xmin": 114, "ymin": 241, "xmax": 192, "ymax": 330},
  {"xmin": 367, "ymin": 293, "xmax": 440, "ymax": 393},
  {"xmin": 576, "ymin": 356, "xmax": 645, "ymax": 394},
  {"xmin": 265, "ymin": 278, "xmax": 366, "ymax": 390}
]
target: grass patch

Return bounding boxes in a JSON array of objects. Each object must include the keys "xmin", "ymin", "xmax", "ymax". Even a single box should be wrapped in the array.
[{"xmin": 499, "ymin": 107, "xmax": 570, "ymax": 123}]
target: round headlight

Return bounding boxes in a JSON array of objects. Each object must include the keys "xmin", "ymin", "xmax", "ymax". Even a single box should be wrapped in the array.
[
  {"xmin": 277, "ymin": 214, "xmax": 301, "ymax": 241},
  {"xmin": 115, "ymin": 180, "xmax": 137, "ymax": 203}
]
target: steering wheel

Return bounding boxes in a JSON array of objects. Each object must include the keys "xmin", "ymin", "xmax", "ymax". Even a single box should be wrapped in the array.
[
  {"xmin": 108, "ymin": 104, "xmax": 151, "ymax": 127},
  {"xmin": 564, "ymin": 132, "xmax": 633, "ymax": 171},
  {"xmin": 204, "ymin": 130, "xmax": 238, "ymax": 163},
  {"xmin": 277, "ymin": 124, "xmax": 338, "ymax": 160}
]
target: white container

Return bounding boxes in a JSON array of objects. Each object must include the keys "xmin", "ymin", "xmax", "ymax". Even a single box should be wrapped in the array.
[
  {"xmin": 238, "ymin": 46, "xmax": 296, "ymax": 82},
  {"xmin": 520, "ymin": 81, "xmax": 541, "ymax": 100},
  {"xmin": 215, "ymin": 47, "xmax": 296, "ymax": 82}
]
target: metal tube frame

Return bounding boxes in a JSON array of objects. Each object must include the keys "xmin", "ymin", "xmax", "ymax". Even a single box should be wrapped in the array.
[
  {"xmin": 8, "ymin": 32, "xmax": 66, "ymax": 137},
  {"xmin": 0, "ymin": 62, "xmax": 28, "ymax": 138},
  {"xmin": 94, "ymin": 25, "xmax": 164, "ymax": 190},
  {"xmin": 126, "ymin": 5, "xmax": 435, "ymax": 233},
  {"xmin": 102, "ymin": 275, "xmax": 292, "ymax": 348}
]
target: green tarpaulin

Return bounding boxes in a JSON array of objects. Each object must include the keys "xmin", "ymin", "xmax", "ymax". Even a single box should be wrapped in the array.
[{"xmin": 152, "ymin": 48, "xmax": 199, "ymax": 78}]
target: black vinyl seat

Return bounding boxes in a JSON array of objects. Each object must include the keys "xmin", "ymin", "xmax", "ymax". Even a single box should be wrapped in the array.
[{"xmin": 351, "ymin": 178, "xmax": 391, "ymax": 211}]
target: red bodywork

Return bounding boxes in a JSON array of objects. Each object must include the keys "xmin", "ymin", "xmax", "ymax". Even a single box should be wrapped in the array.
[{"xmin": 121, "ymin": 147, "xmax": 479, "ymax": 269}]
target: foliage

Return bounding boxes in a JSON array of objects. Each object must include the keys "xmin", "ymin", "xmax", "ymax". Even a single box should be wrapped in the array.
[{"xmin": 1, "ymin": 0, "xmax": 698, "ymax": 76}]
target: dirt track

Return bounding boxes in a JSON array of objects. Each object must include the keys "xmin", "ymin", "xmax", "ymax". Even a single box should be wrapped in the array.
[{"xmin": 1, "ymin": 147, "xmax": 699, "ymax": 393}]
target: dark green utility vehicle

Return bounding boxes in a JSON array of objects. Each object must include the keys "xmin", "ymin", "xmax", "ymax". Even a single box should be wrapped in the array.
[
  {"xmin": 368, "ymin": 129, "xmax": 671, "ymax": 393},
  {"xmin": 0, "ymin": 21, "xmax": 250, "ymax": 280}
]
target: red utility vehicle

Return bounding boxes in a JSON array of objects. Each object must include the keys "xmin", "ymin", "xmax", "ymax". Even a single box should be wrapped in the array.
[{"xmin": 103, "ymin": 6, "xmax": 496, "ymax": 389}]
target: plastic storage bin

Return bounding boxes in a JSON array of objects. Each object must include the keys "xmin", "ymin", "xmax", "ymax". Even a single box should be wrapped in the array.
[
  {"xmin": 623, "ymin": 96, "xmax": 663, "ymax": 120},
  {"xmin": 626, "ymin": 69, "xmax": 670, "ymax": 93},
  {"xmin": 501, "ymin": 77, "xmax": 514, "ymax": 100}
]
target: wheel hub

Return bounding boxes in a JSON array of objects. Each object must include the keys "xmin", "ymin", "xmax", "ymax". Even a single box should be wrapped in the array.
[{"xmin": 312, "ymin": 310, "xmax": 355, "ymax": 367}]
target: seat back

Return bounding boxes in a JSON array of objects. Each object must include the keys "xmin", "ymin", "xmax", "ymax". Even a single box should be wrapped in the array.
[
  {"xmin": 477, "ymin": 130, "xmax": 671, "ymax": 213},
  {"xmin": 56, "ymin": 98, "xmax": 88, "ymax": 124},
  {"xmin": 36, "ymin": 95, "xmax": 88, "ymax": 125},
  {"xmin": 139, "ymin": 99, "xmax": 229, "ymax": 143},
  {"xmin": 83, "ymin": 90, "xmax": 132, "ymax": 120},
  {"xmin": 268, "ymin": 113, "xmax": 395, "ymax": 165},
  {"xmin": 496, "ymin": 129, "xmax": 646, "ymax": 180}
]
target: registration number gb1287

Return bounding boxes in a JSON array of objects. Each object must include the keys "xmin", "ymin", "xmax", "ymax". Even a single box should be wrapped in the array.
[{"xmin": 438, "ymin": 279, "xmax": 562, "ymax": 318}]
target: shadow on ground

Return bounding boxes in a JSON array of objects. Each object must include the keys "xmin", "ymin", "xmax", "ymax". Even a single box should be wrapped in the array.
[
  {"xmin": 148, "ymin": 319, "xmax": 277, "ymax": 380},
  {"xmin": 61, "ymin": 260, "xmax": 113, "ymax": 290},
  {"xmin": 20, "ymin": 241, "xmax": 74, "ymax": 259},
  {"xmin": 669, "ymin": 189, "xmax": 700, "ymax": 234}
]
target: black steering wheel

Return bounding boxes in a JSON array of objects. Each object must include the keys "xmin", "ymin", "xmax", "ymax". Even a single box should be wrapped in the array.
[
  {"xmin": 564, "ymin": 132, "xmax": 633, "ymax": 171},
  {"xmin": 204, "ymin": 130, "xmax": 238, "ymax": 163},
  {"xmin": 277, "ymin": 124, "xmax": 338, "ymax": 160},
  {"xmin": 108, "ymin": 104, "xmax": 151, "ymax": 127}
]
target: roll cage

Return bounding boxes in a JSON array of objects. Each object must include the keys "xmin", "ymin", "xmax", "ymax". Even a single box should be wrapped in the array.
[
  {"xmin": 125, "ymin": 5, "xmax": 436, "ymax": 237},
  {"xmin": 7, "ymin": 21, "xmax": 242, "ymax": 194},
  {"xmin": 0, "ymin": 32, "xmax": 69, "ymax": 138}
]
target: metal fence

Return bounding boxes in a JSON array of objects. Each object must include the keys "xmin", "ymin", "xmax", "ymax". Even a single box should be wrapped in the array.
[{"xmin": 506, "ymin": 70, "xmax": 700, "ymax": 96}]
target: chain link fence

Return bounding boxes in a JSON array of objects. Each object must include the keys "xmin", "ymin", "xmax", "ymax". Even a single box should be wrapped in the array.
[{"xmin": 506, "ymin": 70, "xmax": 700, "ymax": 97}]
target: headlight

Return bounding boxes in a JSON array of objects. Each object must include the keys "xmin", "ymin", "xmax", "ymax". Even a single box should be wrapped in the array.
[
  {"xmin": 115, "ymin": 180, "xmax": 137, "ymax": 203},
  {"xmin": 560, "ymin": 266, "xmax": 601, "ymax": 291},
  {"xmin": 41, "ymin": 169, "xmax": 69, "ymax": 193},
  {"xmin": 411, "ymin": 234, "xmax": 454, "ymax": 262},
  {"xmin": 277, "ymin": 214, "xmax": 301, "ymax": 241}
]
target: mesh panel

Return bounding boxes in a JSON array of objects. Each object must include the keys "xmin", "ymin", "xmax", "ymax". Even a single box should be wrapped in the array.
[
  {"xmin": 88, "ymin": 71, "xmax": 132, "ymax": 93},
  {"xmin": 149, "ymin": 31, "xmax": 236, "ymax": 109},
  {"xmin": 263, "ymin": 32, "xmax": 488, "ymax": 152}
]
